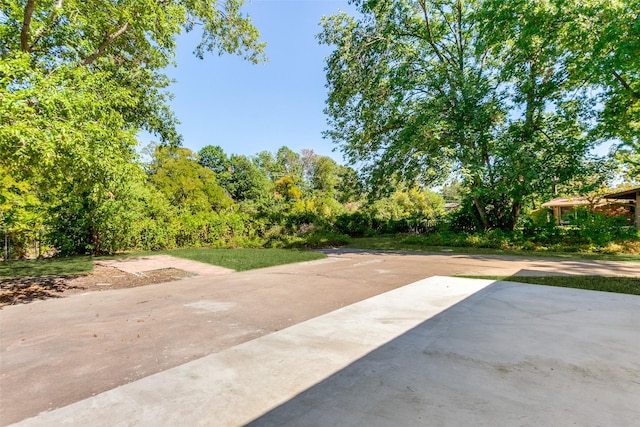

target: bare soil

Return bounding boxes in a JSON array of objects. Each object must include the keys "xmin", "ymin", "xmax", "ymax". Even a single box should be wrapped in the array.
[{"xmin": 0, "ymin": 265, "xmax": 192, "ymax": 308}]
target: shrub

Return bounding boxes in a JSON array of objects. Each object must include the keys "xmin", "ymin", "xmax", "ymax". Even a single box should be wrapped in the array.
[
  {"xmin": 334, "ymin": 212, "xmax": 372, "ymax": 237},
  {"xmin": 402, "ymin": 231, "xmax": 467, "ymax": 247},
  {"xmin": 521, "ymin": 213, "xmax": 562, "ymax": 244},
  {"xmin": 294, "ymin": 231, "xmax": 350, "ymax": 248},
  {"xmin": 446, "ymin": 201, "xmax": 482, "ymax": 233}
]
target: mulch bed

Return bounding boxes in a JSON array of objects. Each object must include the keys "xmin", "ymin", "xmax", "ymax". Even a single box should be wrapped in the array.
[{"xmin": 0, "ymin": 266, "xmax": 192, "ymax": 308}]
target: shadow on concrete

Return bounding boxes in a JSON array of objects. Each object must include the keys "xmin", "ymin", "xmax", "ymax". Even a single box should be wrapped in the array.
[
  {"xmin": 245, "ymin": 281, "xmax": 640, "ymax": 426},
  {"xmin": 320, "ymin": 248, "xmax": 640, "ymax": 277},
  {"xmin": 500, "ymin": 268, "xmax": 571, "ymax": 276},
  {"xmin": 243, "ymin": 298, "xmax": 480, "ymax": 426}
]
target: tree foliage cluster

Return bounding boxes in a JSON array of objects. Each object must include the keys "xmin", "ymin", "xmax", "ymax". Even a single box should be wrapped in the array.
[
  {"xmin": 319, "ymin": 0, "xmax": 639, "ymax": 231},
  {"xmin": 2, "ymin": 0, "xmax": 637, "ymax": 257},
  {"xmin": 2, "ymin": 138, "xmax": 449, "ymax": 256},
  {"xmin": 1, "ymin": 0, "xmax": 454, "ymax": 258},
  {"xmin": 1, "ymin": 0, "xmax": 265, "ymax": 256}
]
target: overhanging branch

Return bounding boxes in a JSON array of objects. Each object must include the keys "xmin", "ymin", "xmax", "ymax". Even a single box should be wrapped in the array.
[
  {"xmin": 81, "ymin": 21, "xmax": 130, "ymax": 66},
  {"xmin": 612, "ymin": 71, "xmax": 640, "ymax": 100},
  {"xmin": 21, "ymin": 0, "xmax": 35, "ymax": 52}
]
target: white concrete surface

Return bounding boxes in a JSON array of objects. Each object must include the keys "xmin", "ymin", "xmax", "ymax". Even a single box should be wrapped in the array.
[
  {"xmin": 95, "ymin": 255, "xmax": 234, "ymax": 276},
  {"xmin": 12, "ymin": 277, "xmax": 640, "ymax": 426}
]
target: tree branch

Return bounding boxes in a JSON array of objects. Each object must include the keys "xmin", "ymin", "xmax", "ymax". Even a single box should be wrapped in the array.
[
  {"xmin": 456, "ymin": 0, "xmax": 464, "ymax": 73},
  {"xmin": 21, "ymin": 0, "xmax": 36, "ymax": 52},
  {"xmin": 612, "ymin": 71, "xmax": 640, "ymax": 100},
  {"xmin": 417, "ymin": 0, "xmax": 449, "ymax": 66},
  {"xmin": 30, "ymin": 0, "xmax": 64, "ymax": 51},
  {"xmin": 81, "ymin": 21, "xmax": 130, "ymax": 66}
]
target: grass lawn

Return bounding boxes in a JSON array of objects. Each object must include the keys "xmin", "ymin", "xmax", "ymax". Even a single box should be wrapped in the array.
[
  {"xmin": 459, "ymin": 275, "xmax": 640, "ymax": 296},
  {"xmin": 130, "ymin": 248, "xmax": 326, "ymax": 271},
  {"xmin": 1, "ymin": 248, "xmax": 325, "ymax": 279},
  {"xmin": 0, "ymin": 256, "xmax": 94, "ymax": 278},
  {"xmin": 347, "ymin": 236, "xmax": 640, "ymax": 262}
]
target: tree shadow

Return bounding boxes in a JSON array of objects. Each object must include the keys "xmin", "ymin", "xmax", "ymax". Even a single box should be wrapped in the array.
[
  {"xmin": 0, "ymin": 276, "xmax": 84, "ymax": 307},
  {"xmin": 244, "ymin": 280, "xmax": 639, "ymax": 426}
]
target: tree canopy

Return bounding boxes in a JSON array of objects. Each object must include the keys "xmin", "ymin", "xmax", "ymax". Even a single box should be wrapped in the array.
[
  {"xmin": 1, "ymin": 0, "xmax": 264, "ymax": 253},
  {"xmin": 1, "ymin": 0, "xmax": 265, "ymax": 175},
  {"xmin": 319, "ymin": 0, "xmax": 638, "ymax": 230}
]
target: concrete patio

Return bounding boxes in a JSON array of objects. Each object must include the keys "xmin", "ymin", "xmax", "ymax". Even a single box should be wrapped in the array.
[{"xmin": 9, "ymin": 274, "xmax": 640, "ymax": 426}]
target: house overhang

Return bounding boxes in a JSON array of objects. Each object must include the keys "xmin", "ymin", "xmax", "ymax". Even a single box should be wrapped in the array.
[
  {"xmin": 541, "ymin": 198, "xmax": 591, "ymax": 208},
  {"xmin": 604, "ymin": 187, "xmax": 640, "ymax": 200},
  {"xmin": 604, "ymin": 187, "xmax": 639, "ymax": 227}
]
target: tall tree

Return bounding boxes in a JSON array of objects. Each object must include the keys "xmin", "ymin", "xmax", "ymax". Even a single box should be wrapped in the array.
[
  {"xmin": 148, "ymin": 146, "xmax": 232, "ymax": 213},
  {"xmin": 319, "ymin": 0, "xmax": 608, "ymax": 230},
  {"xmin": 275, "ymin": 146, "xmax": 304, "ymax": 182},
  {"xmin": 319, "ymin": 0, "xmax": 504, "ymax": 228},
  {"xmin": 1, "ymin": 0, "xmax": 265, "ymax": 177},
  {"xmin": 1, "ymin": 0, "xmax": 264, "ymax": 252},
  {"xmin": 226, "ymin": 154, "xmax": 272, "ymax": 203},
  {"xmin": 476, "ymin": 0, "xmax": 601, "ymax": 228},
  {"xmin": 199, "ymin": 145, "xmax": 231, "ymax": 175},
  {"xmin": 565, "ymin": 0, "xmax": 640, "ymax": 179}
]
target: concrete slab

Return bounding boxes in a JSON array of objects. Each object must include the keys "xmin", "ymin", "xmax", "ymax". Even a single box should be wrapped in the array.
[
  {"xmin": 3, "ymin": 252, "xmax": 640, "ymax": 424},
  {"xmin": 95, "ymin": 255, "xmax": 234, "ymax": 276},
  {"xmin": 11, "ymin": 277, "xmax": 640, "ymax": 426}
]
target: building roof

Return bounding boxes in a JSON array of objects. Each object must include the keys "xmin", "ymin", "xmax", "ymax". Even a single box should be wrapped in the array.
[
  {"xmin": 542, "ymin": 196, "xmax": 632, "ymax": 208},
  {"xmin": 604, "ymin": 187, "xmax": 640, "ymax": 200},
  {"xmin": 541, "ymin": 197, "xmax": 592, "ymax": 208}
]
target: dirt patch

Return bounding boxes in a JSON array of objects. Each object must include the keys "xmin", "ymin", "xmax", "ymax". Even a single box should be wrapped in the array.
[{"xmin": 0, "ymin": 266, "xmax": 193, "ymax": 308}]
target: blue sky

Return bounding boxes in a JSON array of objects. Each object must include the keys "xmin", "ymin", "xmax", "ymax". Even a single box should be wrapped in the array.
[
  {"xmin": 154, "ymin": 0, "xmax": 355, "ymax": 163},
  {"xmin": 150, "ymin": 0, "xmax": 612, "ymax": 164}
]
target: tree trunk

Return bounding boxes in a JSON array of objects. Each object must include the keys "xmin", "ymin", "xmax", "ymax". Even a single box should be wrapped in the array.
[
  {"xmin": 473, "ymin": 197, "xmax": 490, "ymax": 231},
  {"xmin": 508, "ymin": 201, "xmax": 521, "ymax": 231},
  {"xmin": 21, "ymin": 0, "xmax": 35, "ymax": 52}
]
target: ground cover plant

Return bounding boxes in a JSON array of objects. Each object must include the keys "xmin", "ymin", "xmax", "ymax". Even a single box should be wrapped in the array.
[
  {"xmin": 0, "ymin": 248, "xmax": 326, "ymax": 279},
  {"xmin": 459, "ymin": 275, "xmax": 640, "ymax": 297},
  {"xmin": 127, "ymin": 248, "xmax": 326, "ymax": 271},
  {"xmin": 0, "ymin": 257, "xmax": 94, "ymax": 278}
]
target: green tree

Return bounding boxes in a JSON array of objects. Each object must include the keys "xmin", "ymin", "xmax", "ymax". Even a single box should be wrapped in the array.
[
  {"xmin": 566, "ymin": 0, "xmax": 640, "ymax": 179},
  {"xmin": 1, "ymin": 0, "xmax": 264, "ymax": 253},
  {"xmin": 0, "ymin": 166, "xmax": 43, "ymax": 258},
  {"xmin": 370, "ymin": 187, "xmax": 444, "ymax": 222},
  {"xmin": 253, "ymin": 150, "xmax": 280, "ymax": 181},
  {"xmin": 274, "ymin": 174, "xmax": 302, "ymax": 201},
  {"xmin": 275, "ymin": 146, "xmax": 304, "ymax": 182},
  {"xmin": 319, "ymin": 0, "xmax": 503, "ymax": 228},
  {"xmin": 319, "ymin": 0, "xmax": 609, "ymax": 231},
  {"xmin": 226, "ymin": 154, "xmax": 272, "ymax": 203},
  {"xmin": 148, "ymin": 146, "xmax": 232, "ymax": 213},
  {"xmin": 335, "ymin": 165, "xmax": 365, "ymax": 205},
  {"xmin": 199, "ymin": 145, "xmax": 231, "ymax": 176},
  {"xmin": 298, "ymin": 149, "xmax": 342, "ymax": 194},
  {"xmin": 2, "ymin": 0, "xmax": 264, "ymax": 177},
  {"xmin": 477, "ymin": 0, "xmax": 607, "ymax": 228}
]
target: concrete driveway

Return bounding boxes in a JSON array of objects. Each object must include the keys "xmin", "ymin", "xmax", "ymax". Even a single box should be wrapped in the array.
[{"xmin": 2, "ymin": 251, "xmax": 640, "ymax": 425}]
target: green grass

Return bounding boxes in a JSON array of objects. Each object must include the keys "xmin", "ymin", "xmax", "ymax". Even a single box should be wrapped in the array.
[
  {"xmin": 118, "ymin": 248, "xmax": 326, "ymax": 271},
  {"xmin": 459, "ymin": 275, "xmax": 640, "ymax": 296},
  {"xmin": 347, "ymin": 236, "xmax": 640, "ymax": 262},
  {"xmin": 1, "ymin": 248, "xmax": 325, "ymax": 279},
  {"xmin": 0, "ymin": 257, "xmax": 94, "ymax": 278}
]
